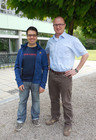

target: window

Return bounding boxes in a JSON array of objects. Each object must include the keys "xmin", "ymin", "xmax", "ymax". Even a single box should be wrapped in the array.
[
  {"xmin": 0, "ymin": 29, "xmax": 18, "ymax": 35},
  {"xmin": 10, "ymin": 39, "xmax": 18, "ymax": 52},
  {"xmin": 0, "ymin": 38, "xmax": 9, "ymax": 52},
  {"xmin": 38, "ymin": 40, "xmax": 47, "ymax": 49}
]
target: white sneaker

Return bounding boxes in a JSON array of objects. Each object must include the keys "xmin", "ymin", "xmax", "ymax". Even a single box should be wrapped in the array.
[{"xmin": 15, "ymin": 122, "xmax": 23, "ymax": 132}]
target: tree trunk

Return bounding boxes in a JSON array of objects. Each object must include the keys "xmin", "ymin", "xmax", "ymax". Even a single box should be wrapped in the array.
[{"xmin": 68, "ymin": 19, "xmax": 74, "ymax": 35}]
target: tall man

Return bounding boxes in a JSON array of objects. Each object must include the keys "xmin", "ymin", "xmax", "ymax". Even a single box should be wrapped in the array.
[
  {"xmin": 15, "ymin": 26, "xmax": 48, "ymax": 131},
  {"xmin": 45, "ymin": 17, "xmax": 89, "ymax": 136}
]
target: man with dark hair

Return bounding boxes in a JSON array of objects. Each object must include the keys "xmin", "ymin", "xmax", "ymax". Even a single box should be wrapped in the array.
[
  {"xmin": 45, "ymin": 17, "xmax": 89, "ymax": 136},
  {"xmin": 26, "ymin": 26, "xmax": 38, "ymax": 36},
  {"xmin": 15, "ymin": 26, "xmax": 48, "ymax": 131}
]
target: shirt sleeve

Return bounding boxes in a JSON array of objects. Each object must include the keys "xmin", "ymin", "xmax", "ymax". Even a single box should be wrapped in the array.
[
  {"xmin": 45, "ymin": 41, "xmax": 50, "ymax": 54},
  {"xmin": 72, "ymin": 37, "xmax": 88, "ymax": 57}
]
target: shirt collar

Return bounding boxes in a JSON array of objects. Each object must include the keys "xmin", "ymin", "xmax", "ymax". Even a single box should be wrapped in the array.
[
  {"xmin": 60, "ymin": 32, "xmax": 66, "ymax": 38},
  {"xmin": 52, "ymin": 31, "xmax": 66, "ymax": 40}
]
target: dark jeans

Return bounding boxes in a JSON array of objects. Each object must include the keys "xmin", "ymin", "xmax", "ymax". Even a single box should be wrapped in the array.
[
  {"xmin": 48, "ymin": 71, "xmax": 73, "ymax": 126},
  {"xmin": 17, "ymin": 82, "xmax": 40, "ymax": 123}
]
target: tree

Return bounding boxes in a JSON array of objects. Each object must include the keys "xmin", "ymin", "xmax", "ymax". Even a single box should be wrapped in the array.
[{"xmin": 7, "ymin": 0, "xmax": 96, "ymax": 38}]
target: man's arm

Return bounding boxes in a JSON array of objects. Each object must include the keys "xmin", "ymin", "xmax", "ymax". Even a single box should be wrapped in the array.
[
  {"xmin": 47, "ymin": 54, "xmax": 50, "ymax": 70},
  {"xmin": 65, "ymin": 53, "xmax": 89, "ymax": 77},
  {"xmin": 39, "ymin": 51, "xmax": 48, "ymax": 93},
  {"xmin": 75, "ymin": 53, "xmax": 89, "ymax": 71},
  {"xmin": 14, "ymin": 49, "xmax": 24, "ymax": 89}
]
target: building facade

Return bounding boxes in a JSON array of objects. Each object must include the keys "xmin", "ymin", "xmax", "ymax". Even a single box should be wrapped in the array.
[{"xmin": 0, "ymin": 0, "xmax": 54, "ymax": 67}]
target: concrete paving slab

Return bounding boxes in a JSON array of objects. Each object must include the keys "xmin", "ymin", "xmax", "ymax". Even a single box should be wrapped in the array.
[
  {"xmin": 0, "ymin": 60, "xmax": 96, "ymax": 105},
  {"xmin": 0, "ymin": 92, "xmax": 12, "ymax": 99},
  {"xmin": 0, "ymin": 85, "xmax": 16, "ymax": 92}
]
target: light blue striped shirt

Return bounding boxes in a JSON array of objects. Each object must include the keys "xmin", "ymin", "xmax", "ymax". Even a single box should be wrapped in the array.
[{"xmin": 45, "ymin": 32, "xmax": 88, "ymax": 72}]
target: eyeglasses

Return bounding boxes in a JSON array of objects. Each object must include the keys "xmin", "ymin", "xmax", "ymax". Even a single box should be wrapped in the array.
[
  {"xmin": 53, "ymin": 24, "xmax": 65, "ymax": 27},
  {"xmin": 27, "ymin": 34, "xmax": 37, "ymax": 37}
]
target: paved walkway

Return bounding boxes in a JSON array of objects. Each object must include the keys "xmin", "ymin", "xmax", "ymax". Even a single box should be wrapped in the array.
[
  {"xmin": 0, "ymin": 67, "xmax": 18, "ymax": 104},
  {"xmin": 0, "ymin": 60, "xmax": 96, "ymax": 105}
]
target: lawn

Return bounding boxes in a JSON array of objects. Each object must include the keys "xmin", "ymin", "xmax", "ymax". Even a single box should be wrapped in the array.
[{"xmin": 76, "ymin": 50, "xmax": 96, "ymax": 61}]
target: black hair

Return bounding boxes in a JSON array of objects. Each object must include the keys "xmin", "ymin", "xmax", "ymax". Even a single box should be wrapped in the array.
[{"xmin": 26, "ymin": 26, "xmax": 38, "ymax": 35}]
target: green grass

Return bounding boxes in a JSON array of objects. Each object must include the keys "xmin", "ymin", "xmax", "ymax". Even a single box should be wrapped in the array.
[
  {"xmin": 76, "ymin": 50, "xmax": 96, "ymax": 61},
  {"xmin": 0, "ymin": 65, "xmax": 14, "ymax": 69}
]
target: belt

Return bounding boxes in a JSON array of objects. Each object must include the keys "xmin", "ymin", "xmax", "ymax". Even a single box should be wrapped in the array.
[{"xmin": 50, "ymin": 69, "xmax": 65, "ymax": 75}]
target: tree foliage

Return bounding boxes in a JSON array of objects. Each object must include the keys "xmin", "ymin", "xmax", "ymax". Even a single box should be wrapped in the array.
[
  {"xmin": 7, "ymin": 0, "xmax": 96, "ymax": 38},
  {"xmin": 74, "ymin": 27, "xmax": 96, "ymax": 50}
]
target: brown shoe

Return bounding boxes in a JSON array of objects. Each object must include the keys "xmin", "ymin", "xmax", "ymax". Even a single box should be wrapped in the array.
[
  {"xmin": 63, "ymin": 125, "xmax": 72, "ymax": 136},
  {"xmin": 46, "ymin": 118, "xmax": 59, "ymax": 125}
]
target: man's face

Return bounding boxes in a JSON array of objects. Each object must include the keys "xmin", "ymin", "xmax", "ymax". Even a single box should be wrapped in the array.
[
  {"xmin": 53, "ymin": 18, "xmax": 66, "ymax": 36},
  {"xmin": 27, "ymin": 30, "xmax": 37, "ymax": 45}
]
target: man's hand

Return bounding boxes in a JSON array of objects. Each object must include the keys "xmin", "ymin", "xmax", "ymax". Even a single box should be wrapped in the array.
[
  {"xmin": 65, "ymin": 69, "xmax": 77, "ymax": 78},
  {"xmin": 19, "ymin": 84, "xmax": 24, "ymax": 91},
  {"xmin": 39, "ymin": 87, "xmax": 45, "ymax": 94},
  {"xmin": 48, "ymin": 65, "xmax": 50, "ymax": 70}
]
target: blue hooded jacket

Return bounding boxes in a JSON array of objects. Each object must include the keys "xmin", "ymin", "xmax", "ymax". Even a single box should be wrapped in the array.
[{"xmin": 14, "ymin": 42, "xmax": 48, "ymax": 89}]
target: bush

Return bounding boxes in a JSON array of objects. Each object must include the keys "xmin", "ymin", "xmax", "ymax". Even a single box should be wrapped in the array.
[{"xmin": 74, "ymin": 27, "xmax": 96, "ymax": 50}]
